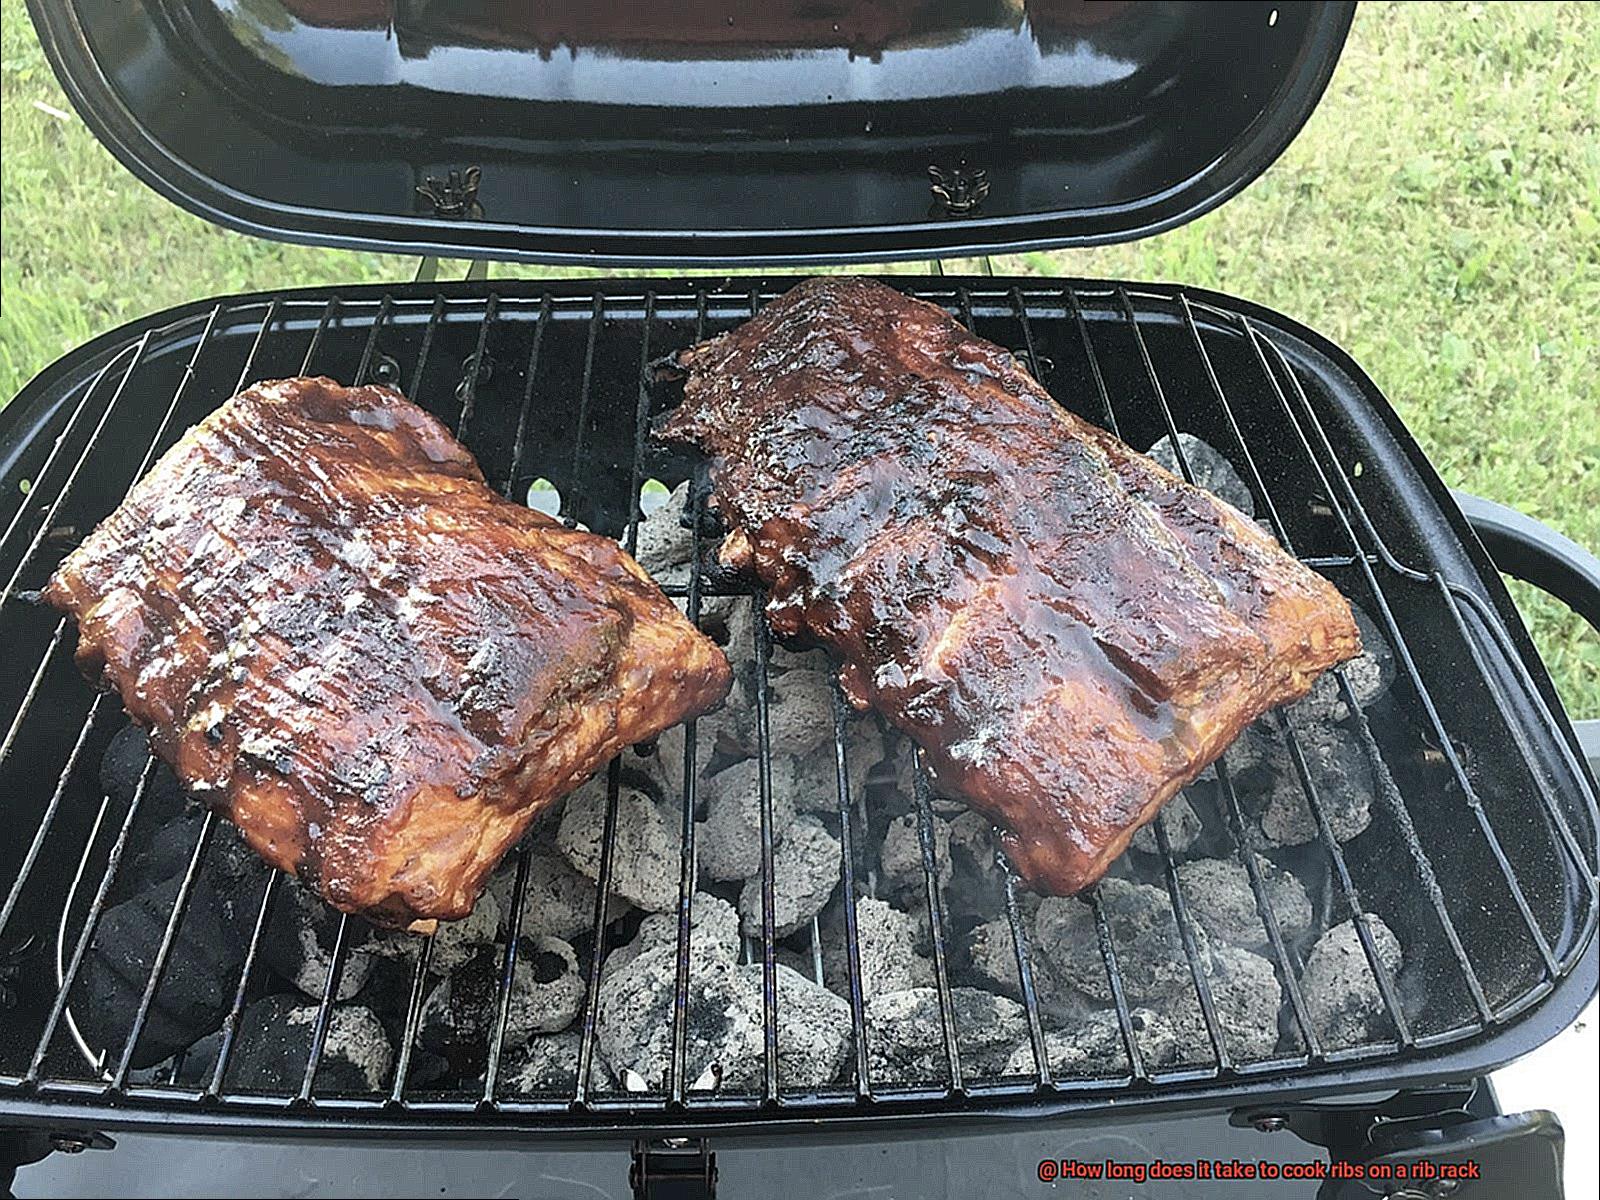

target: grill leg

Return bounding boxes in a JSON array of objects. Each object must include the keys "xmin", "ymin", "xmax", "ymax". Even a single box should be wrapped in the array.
[{"xmin": 631, "ymin": 1138, "xmax": 716, "ymax": 1200}]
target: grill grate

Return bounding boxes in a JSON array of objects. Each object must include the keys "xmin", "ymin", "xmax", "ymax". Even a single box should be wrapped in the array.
[{"xmin": 0, "ymin": 278, "xmax": 1594, "ymax": 1133}]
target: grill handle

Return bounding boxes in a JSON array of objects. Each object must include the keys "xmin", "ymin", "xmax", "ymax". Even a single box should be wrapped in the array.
[{"xmin": 1454, "ymin": 489, "xmax": 1600, "ymax": 776}]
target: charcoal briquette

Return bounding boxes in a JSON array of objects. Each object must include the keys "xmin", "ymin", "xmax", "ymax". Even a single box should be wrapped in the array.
[
  {"xmin": 1034, "ymin": 878, "xmax": 1208, "ymax": 1005},
  {"xmin": 1146, "ymin": 433, "xmax": 1256, "ymax": 517},
  {"xmin": 261, "ymin": 878, "xmax": 373, "ymax": 1001},
  {"xmin": 737, "ymin": 815, "xmax": 840, "ymax": 937},
  {"xmin": 1300, "ymin": 915, "xmax": 1404, "ymax": 1049},
  {"xmin": 864, "ymin": 986, "xmax": 1026, "ymax": 1083},
  {"xmin": 227, "ymin": 993, "xmax": 391, "ymax": 1093},
  {"xmin": 77, "ymin": 871, "xmax": 251, "ymax": 1069},
  {"xmin": 99, "ymin": 725, "xmax": 187, "ymax": 826}
]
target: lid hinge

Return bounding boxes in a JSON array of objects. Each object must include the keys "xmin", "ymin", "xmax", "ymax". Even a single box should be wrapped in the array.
[
  {"xmin": 928, "ymin": 161, "xmax": 989, "ymax": 216},
  {"xmin": 416, "ymin": 166, "xmax": 483, "ymax": 220}
]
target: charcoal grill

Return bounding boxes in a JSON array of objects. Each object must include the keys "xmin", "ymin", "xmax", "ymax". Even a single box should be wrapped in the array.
[{"xmin": 4, "ymin": 3, "xmax": 1598, "ymax": 1197}]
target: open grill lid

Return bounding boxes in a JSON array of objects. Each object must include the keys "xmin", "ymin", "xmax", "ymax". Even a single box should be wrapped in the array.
[{"xmin": 30, "ymin": 0, "xmax": 1354, "ymax": 266}]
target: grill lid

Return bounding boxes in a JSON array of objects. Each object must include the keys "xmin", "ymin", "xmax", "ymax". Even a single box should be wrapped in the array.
[{"xmin": 30, "ymin": 0, "xmax": 1353, "ymax": 266}]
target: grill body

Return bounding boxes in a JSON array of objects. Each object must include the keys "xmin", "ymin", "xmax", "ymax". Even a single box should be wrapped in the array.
[{"xmin": 0, "ymin": 277, "xmax": 1594, "ymax": 1139}]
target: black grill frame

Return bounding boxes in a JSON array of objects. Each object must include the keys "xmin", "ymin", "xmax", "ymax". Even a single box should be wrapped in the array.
[{"xmin": 0, "ymin": 276, "xmax": 1594, "ymax": 1139}]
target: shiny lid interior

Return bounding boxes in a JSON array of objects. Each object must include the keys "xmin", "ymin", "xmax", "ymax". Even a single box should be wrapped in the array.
[{"xmin": 32, "ymin": 1, "xmax": 1353, "ymax": 264}]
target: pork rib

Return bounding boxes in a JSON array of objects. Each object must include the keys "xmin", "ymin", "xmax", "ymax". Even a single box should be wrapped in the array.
[
  {"xmin": 47, "ymin": 377, "xmax": 732, "ymax": 928},
  {"xmin": 657, "ymin": 277, "xmax": 1359, "ymax": 894}
]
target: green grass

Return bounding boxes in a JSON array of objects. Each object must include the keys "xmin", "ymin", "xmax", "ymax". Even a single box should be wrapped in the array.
[{"xmin": 2, "ymin": 1, "xmax": 1595, "ymax": 715}]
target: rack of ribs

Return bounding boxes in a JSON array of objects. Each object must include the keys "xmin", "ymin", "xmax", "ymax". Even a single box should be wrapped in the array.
[
  {"xmin": 46, "ymin": 377, "xmax": 731, "ymax": 929},
  {"xmin": 658, "ymin": 277, "xmax": 1360, "ymax": 895}
]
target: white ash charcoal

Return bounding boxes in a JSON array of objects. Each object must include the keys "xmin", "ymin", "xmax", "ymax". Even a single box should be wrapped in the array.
[
  {"xmin": 633, "ymin": 480, "xmax": 694, "ymax": 586},
  {"xmin": 421, "ymin": 935, "xmax": 584, "ymax": 1056},
  {"xmin": 1345, "ymin": 605, "xmax": 1393, "ymax": 703},
  {"xmin": 738, "ymin": 815, "xmax": 841, "ymax": 937},
  {"xmin": 748, "ymin": 962, "xmax": 853, "ymax": 1090},
  {"xmin": 229, "ymin": 995, "xmax": 392, "ymax": 1093},
  {"xmin": 947, "ymin": 810, "xmax": 998, "ymax": 874},
  {"xmin": 1174, "ymin": 855, "xmax": 1313, "ymax": 951},
  {"xmin": 964, "ymin": 917, "xmax": 1022, "ymax": 998},
  {"xmin": 762, "ymin": 666, "xmax": 839, "ymax": 758},
  {"xmin": 879, "ymin": 812, "xmax": 952, "ymax": 899},
  {"xmin": 260, "ymin": 879, "xmax": 373, "ymax": 1002},
  {"xmin": 697, "ymin": 756, "xmax": 799, "ymax": 882},
  {"xmin": 1035, "ymin": 878, "xmax": 1208, "ymax": 1004},
  {"xmin": 605, "ymin": 893, "xmax": 742, "ymax": 984},
  {"xmin": 705, "ymin": 593, "xmax": 757, "ymax": 658},
  {"xmin": 1003, "ymin": 1007, "xmax": 1174, "ymax": 1077},
  {"xmin": 559, "ymin": 778, "xmax": 681, "ymax": 912},
  {"xmin": 634, "ymin": 715, "xmax": 746, "ymax": 810},
  {"xmin": 675, "ymin": 682, "xmax": 759, "ymax": 764},
  {"xmin": 1131, "ymin": 791, "xmax": 1205, "ymax": 856},
  {"xmin": 1226, "ymin": 720, "xmax": 1375, "ymax": 846},
  {"xmin": 313, "ymin": 1004, "xmax": 393, "ymax": 1091},
  {"xmin": 791, "ymin": 722, "xmax": 881, "ymax": 815},
  {"xmin": 898, "ymin": 898, "xmax": 936, "ymax": 959},
  {"xmin": 1164, "ymin": 945, "xmax": 1285, "ymax": 1065},
  {"xmin": 638, "ymin": 893, "xmax": 742, "ymax": 962},
  {"xmin": 597, "ymin": 944, "xmax": 764, "ymax": 1092},
  {"xmin": 1311, "ymin": 655, "xmax": 1391, "ymax": 723},
  {"xmin": 500, "ymin": 1029, "xmax": 588, "ymax": 1093},
  {"xmin": 488, "ymin": 846, "xmax": 600, "ymax": 942},
  {"xmin": 505, "ymin": 935, "xmax": 586, "ymax": 1040},
  {"xmin": 944, "ymin": 810, "xmax": 1006, "ymax": 920},
  {"xmin": 861, "ymin": 730, "xmax": 922, "ymax": 824},
  {"xmin": 1291, "ymin": 670, "xmax": 1358, "ymax": 726},
  {"xmin": 429, "ymin": 888, "xmax": 501, "ymax": 976},
  {"xmin": 963, "ymin": 917, "xmax": 1084, "ymax": 1025},
  {"xmin": 1294, "ymin": 608, "xmax": 1392, "ymax": 724},
  {"xmin": 631, "ymin": 723, "xmax": 690, "ymax": 806},
  {"xmin": 703, "ymin": 699, "xmax": 758, "ymax": 764},
  {"xmin": 878, "ymin": 746, "xmax": 963, "ymax": 817},
  {"xmin": 522, "ymin": 791, "xmax": 569, "ymax": 844},
  {"xmin": 1129, "ymin": 1006, "xmax": 1185, "ymax": 1071},
  {"xmin": 864, "ymin": 986, "xmax": 1027, "ymax": 1082},
  {"xmin": 1301, "ymin": 915, "xmax": 1404, "ymax": 1049},
  {"xmin": 1147, "ymin": 432, "xmax": 1256, "ymax": 518},
  {"xmin": 881, "ymin": 728, "xmax": 916, "ymax": 788},
  {"xmin": 776, "ymin": 945, "xmax": 821, "ymax": 981},
  {"xmin": 821, "ymin": 897, "xmax": 933, "ymax": 998},
  {"xmin": 1258, "ymin": 723, "xmax": 1376, "ymax": 846},
  {"xmin": 1222, "ymin": 720, "xmax": 1281, "ymax": 778}
]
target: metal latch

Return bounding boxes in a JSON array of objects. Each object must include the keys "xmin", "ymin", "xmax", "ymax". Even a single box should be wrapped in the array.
[
  {"xmin": 631, "ymin": 1138, "xmax": 717, "ymax": 1200},
  {"xmin": 1234, "ymin": 1082, "xmax": 1566, "ymax": 1198},
  {"xmin": 1233, "ymin": 1082, "xmax": 1484, "ymax": 1158}
]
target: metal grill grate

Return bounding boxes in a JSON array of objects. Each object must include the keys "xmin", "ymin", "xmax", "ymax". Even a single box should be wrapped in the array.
[{"xmin": 0, "ymin": 278, "xmax": 1594, "ymax": 1134}]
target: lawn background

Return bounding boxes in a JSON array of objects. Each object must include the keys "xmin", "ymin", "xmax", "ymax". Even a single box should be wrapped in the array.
[{"xmin": 2, "ymin": 0, "xmax": 1596, "ymax": 716}]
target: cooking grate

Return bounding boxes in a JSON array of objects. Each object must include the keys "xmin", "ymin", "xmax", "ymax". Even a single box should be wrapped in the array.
[{"xmin": 0, "ymin": 278, "xmax": 1594, "ymax": 1135}]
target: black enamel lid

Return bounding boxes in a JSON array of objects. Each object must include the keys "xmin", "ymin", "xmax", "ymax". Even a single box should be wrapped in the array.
[{"xmin": 30, "ymin": 1, "xmax": 1354, "ymax": 267}]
